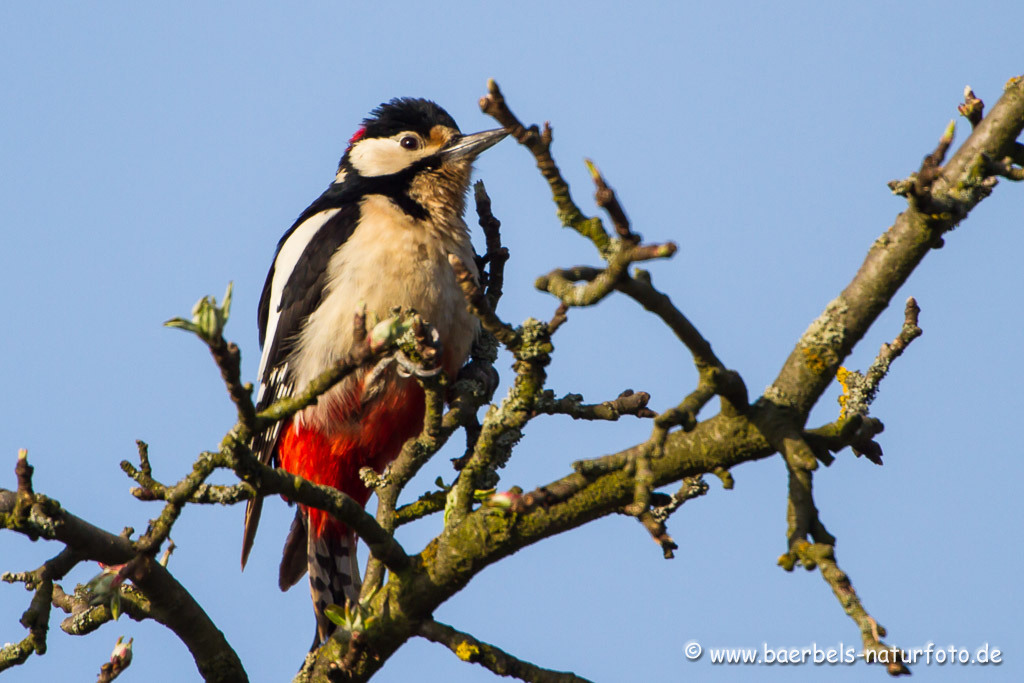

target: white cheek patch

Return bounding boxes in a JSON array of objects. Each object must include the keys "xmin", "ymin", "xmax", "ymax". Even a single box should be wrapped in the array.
[{"xmin": 348, "ymin": 136, "xmax": 431, "ymax": 177}]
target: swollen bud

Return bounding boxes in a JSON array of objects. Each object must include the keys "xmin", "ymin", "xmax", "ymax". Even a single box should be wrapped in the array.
[{"xmin": 165, "ymin": 282, "xmax": 233, "ymax": 342}]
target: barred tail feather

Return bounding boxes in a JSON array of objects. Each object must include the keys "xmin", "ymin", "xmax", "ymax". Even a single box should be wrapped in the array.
[{"xmin": 308, "ymin": 521, "xmax": 361, "ymax": 645}]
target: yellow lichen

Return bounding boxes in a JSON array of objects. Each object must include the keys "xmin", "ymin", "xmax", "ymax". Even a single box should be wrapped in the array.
[
  {"xmin": 455, "ymin": 640, "xmax": 479, "ymax": 662},
  {"xmin": 836, "ymin": 366, "xmax": 851, "ymax": 418},
  {"xmin": 802, "ymin": 347, "xmax": 827, "ymax": 374}
]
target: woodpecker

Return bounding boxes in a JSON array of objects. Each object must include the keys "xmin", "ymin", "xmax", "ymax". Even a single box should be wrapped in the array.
[{"xmin": 241, "ymin": 98, "xmax": 506, "ymax": 644}]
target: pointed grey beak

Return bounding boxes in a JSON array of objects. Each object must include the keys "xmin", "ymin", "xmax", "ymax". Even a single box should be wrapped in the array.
[{"xmin": 442, "ymin": 128, "xmax": 508, "ymax": 160}]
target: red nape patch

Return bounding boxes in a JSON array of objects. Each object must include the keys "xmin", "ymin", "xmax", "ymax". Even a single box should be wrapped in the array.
[{"xmin": 347, "ymin": 127, "xmax": 366, "ymax": 147}]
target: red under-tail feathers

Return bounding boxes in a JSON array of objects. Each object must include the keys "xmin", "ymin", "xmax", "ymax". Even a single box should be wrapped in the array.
[{"xmin": 278, "ymin": 374, "xmax": 424, "ymax": 644}]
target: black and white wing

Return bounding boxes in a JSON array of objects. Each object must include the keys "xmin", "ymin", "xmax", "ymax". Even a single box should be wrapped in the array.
[{"xmin": 241, "ymin": 185, "xmax": 359, "ymax": 567}]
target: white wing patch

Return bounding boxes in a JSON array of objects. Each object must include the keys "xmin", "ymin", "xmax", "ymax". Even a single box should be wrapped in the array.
[{"xmin": 256, "ymin": 207, "xmax": 342, "ymax": 388}]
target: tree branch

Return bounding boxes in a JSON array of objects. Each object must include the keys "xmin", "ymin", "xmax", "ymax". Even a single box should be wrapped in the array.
[
  {"xmin": 532, "ymin": 389, "xmax": 655, "ymax": 421},
  {"xmin": 418, "ymin": 620, "xmax": 594, "ymax": 683},
  {"xmin": 768, "ymin": 76, "xmax": 1024, "ymax": 418},
  {"xmin": 0, "ymin": 478, "xmax": 247, "ymax": 682},
  {"xmin": 480, "ymin": 79, "xmax": 610, "ymax": 255}
]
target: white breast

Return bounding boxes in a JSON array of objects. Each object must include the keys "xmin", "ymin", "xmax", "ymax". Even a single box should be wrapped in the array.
[{"xmin": 290, "ymin": 194, "xmax": 479, "ymax": 401}]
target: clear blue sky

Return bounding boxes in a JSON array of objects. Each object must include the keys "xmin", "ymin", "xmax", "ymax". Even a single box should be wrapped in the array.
[{"xmin": 2, "ymin": 2, "xmax": 1021, "ymax": 681}]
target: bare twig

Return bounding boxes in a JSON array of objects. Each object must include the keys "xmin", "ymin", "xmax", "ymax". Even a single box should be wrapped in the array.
[
  {"xmin": 474, "ymin": 181, "xmax": 509, "ymax": 309},
  {"xmin": 584, "ymin": 159, "xmax": 637, "ymax": 242},
  {"xmin": 986, "ymin": 154, "xmax": 1024, "ymax": 180},
  {"xmin": 636, "ymin": 476, "xmax": 709, "ymax": 558},
  {"xmin": 535, "ymin": 241, "xmax": 677, "ymax": 308},
  {"xmin": 915, "ymin": 120, "xmax": 957, "ymax": 202},
  {"xmin": 533, "ymin": 389, "xmax": 655, "ymax": 421},
  {"xmin": 448, "ymin": 253, "xmax": 519, "ymax": 347},
  {"xmin": 480, "ymin": 79, "xmax": 611, "ymax": 255}
]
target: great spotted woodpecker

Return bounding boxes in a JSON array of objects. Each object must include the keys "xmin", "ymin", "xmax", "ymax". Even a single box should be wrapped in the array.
[{"xmin": 241, "ymin": 98, "xmax": 506, "ymax": 644}]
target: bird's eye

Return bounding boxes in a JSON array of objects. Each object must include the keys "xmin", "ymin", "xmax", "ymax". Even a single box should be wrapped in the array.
[{"xmin": 400, "ymin": 135, "xmax": 421, "ymax": 151}]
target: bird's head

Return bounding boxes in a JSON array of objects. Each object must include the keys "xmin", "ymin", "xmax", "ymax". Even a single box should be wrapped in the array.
[{"xmin": 335, "ymin": 98, "xmax": 506, "ymax": 219}]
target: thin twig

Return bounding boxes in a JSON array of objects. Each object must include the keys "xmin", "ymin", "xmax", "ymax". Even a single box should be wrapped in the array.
[
  {"xmin": 474, "ymin": 181, "xmax": 509, "ymax": 309},
  {"xmin": 788, "ymin": 542, "xmax": 910, "ymax": 676},
  {"xmin": 636, "ymin": 476, "xmax": 709, "ymax": 559},
  {"xmin": 584, "ymin": 158, "xmax": 637, "ymax": 242},
  {"xmin": 449, "ymin": 253, "xmax": 519, "ymax": 347},
  {"xmin": 480, "ymin": 79, "xmax": 611, "ymax": 254},
  {"xmin": 533, "ymin": 389, "xmax": 655, "ymax": 421},
  {"xmin": 419, "ymin": 620, "xmax": 594, "ymax": 683}
]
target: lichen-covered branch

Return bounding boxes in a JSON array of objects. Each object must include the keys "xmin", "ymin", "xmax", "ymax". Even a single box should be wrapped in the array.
[
  {"xmin": 0, "ymin": 545, "xmax": 84, "ymax": 671},
  {"xmin": 775, "ymin": 445, "xmax": 905, "ymax": 675},
  {"xmin": 805, "ymin": 296, "xmax": 922, "ymax": 466},
  {"xmin": 56, "ymin": 584, "xmax": 152, "ymax": 636},
  {"xmin": 0, "ymin": 469, "xmax": 247, "ymax": 682},
  {"xmin": 362, "ymin": 368, "xmax": 451, "ymax": 596},
  {"xmin": 788, "ymin": 542, "xmax": 910, "ymax": 676},
  {"xmin": 769, "ymin": 76, "xmax": 1024, "ymax": 419},
  {"xmin": 418, "ymin": 620, "xmax": 594, "ymax": 683},
  {"xmin": 781, "ymin": 461, "xmax": 835, "ymax": 553},
  {"xmin": 0, "ymin": 565, "xmax": 52, "ymax": 670},
  {"xmin": 446, "ymin": 315, "xmax": 552, "ymax": 525},
  {"xmin": 252, "ymin": 461, "xmax": 411, "ymax": 575},
  {"xmin": 363, "ymin": 248, "xmax": 507, "ymax": 594},
  {"xmin": 394, "ymin": 490, "xmax": 447, "ymax": 526},
  {"xmin": 839, "ymin": 297, "xmax": 923, "ymax": 419}
]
